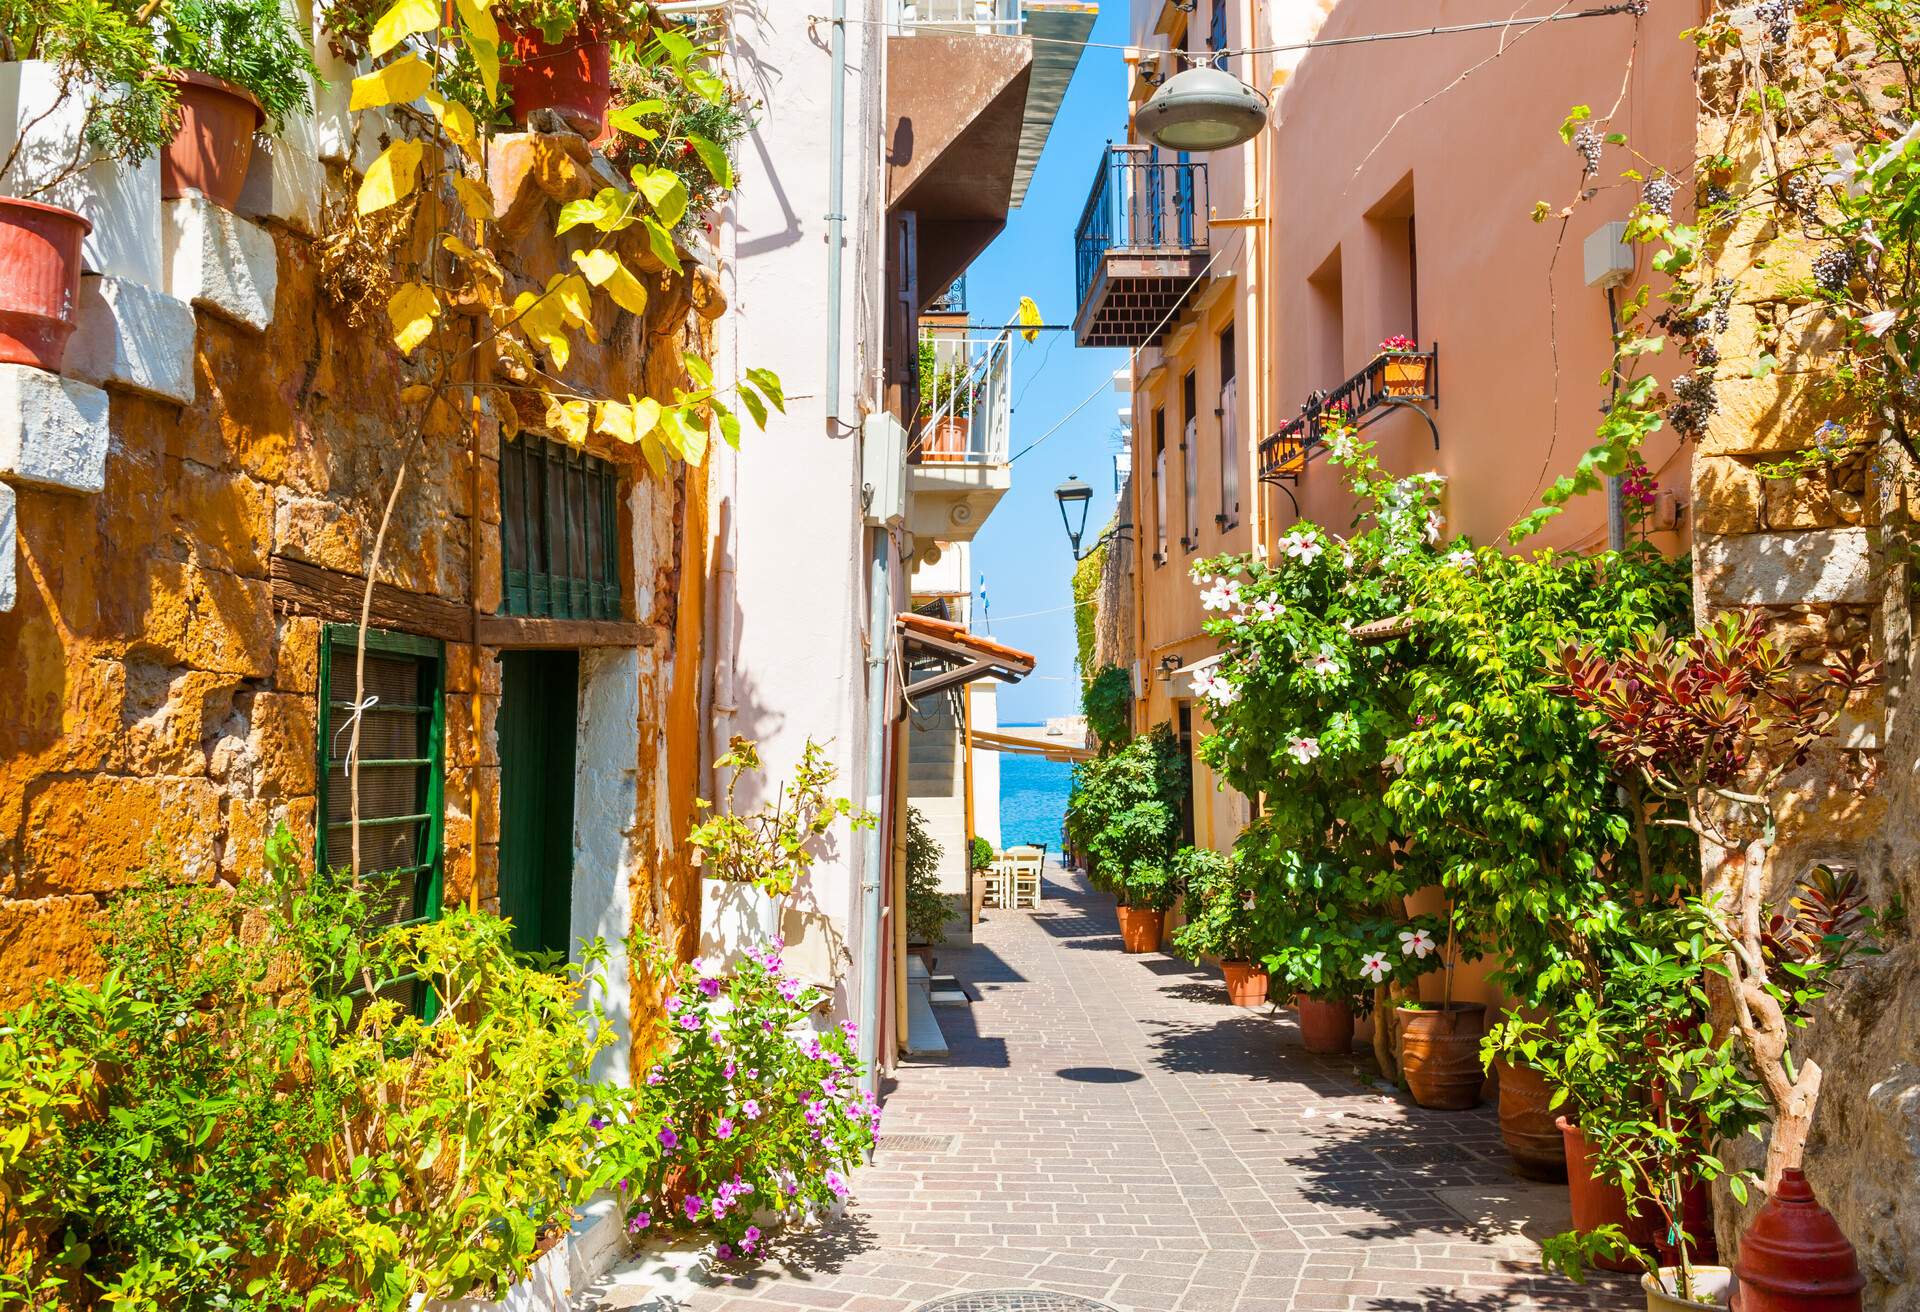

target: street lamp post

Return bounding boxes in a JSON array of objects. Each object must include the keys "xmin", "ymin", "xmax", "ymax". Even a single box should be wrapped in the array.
[
  {"xmin": 1135, "ymin": 64, "xmax": 1269, "ymax": 153},
  {"xmin": 1054, "ymin": 476, "xmax": 1094, "ymax": 560}
]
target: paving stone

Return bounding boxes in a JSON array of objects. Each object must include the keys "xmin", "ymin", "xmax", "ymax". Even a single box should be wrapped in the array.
[{"xmin": 588, "ymin": 865, "xmax": 1636, "ymax": 1311}]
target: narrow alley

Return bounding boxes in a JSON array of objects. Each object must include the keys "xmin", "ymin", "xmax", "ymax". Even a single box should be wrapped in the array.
[{"xmin": 585, "ymin": 865, "xmax": 1630, "ymax": 1312}]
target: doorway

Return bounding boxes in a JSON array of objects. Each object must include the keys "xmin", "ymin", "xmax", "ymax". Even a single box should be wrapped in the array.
[{"xmin": 498, "ymin": 649, "xmax": 580, "ymax": 959}]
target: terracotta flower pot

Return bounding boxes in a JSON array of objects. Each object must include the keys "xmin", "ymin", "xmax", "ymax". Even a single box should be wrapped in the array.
[
  {"xmin": 1495, "ymin": 1060, "xmax": 1567, "ymax": 1181},
  {"xmin": 1115, "ymin": 905, "xmax": 1164, "ymax": 954},
  {"xmin": 1295, "ymin": 995, "xmax": 1353, "ymax": 1054},
  {"xmin": 1645, "ymin": 1266, "xmax": 1734, "ymax": 1311},
  {"xmin": 1396, "ymin": 1003, "xmax": 1486, "ymax": 1110},
  {"xmin": 161, "ymin": 70, "xmax": 264, "ymax": 209},
  {"xmin": 1558, "ymin": 1116, "xmax": 1656, "ymax": 1273},
  {"xmin": 919, "ymin": 414, "xmax": 970, "ymax": 462},
  {"xmin": 1220, "ymin": 960, "xmax": 1268, "ymax": 1008},
  {"xmin": 1730, "ymin": 1168, "xmax": 1864, "ymax": 1312},
  {"xmin": 502, "ymin": 22, "xmax": 612, "ymax": 138},
  {"xmin": 0, "ymin": 196, "xmax": 89, "ymax": 369}
]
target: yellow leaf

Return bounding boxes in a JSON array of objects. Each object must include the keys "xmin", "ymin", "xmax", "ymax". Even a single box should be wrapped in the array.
[
  {"xmin": 368, "ymin": 0, "xmax": 439, "ymax": 60},
  {"xmin": 351, "ymin": 55, "xmax": 432, "ymax": 111},
  {"xmin": 454, "ymin": 0, "xmax": 501, "ymax": 101},
  {"xmin": 638, "ymin": 432, "xmax": 670, "ymax": 478},
  {"xmin": 357, "ymin": 139, "xmax": 425, "ymax": 215},
  {"xmin": 594, "ymin": 399, "xmax": 636, "ymax": 444},
  {"xmin": 544, "ymin": 395, "xmax": 591, "ymax": 444},
  {"xmin": 547, "ymin": 272, "xmax": 593, "ymax": 329},
  {"xmin": 631, "ymin": 396, "xmax": 661, "ymax": 441},
  {"xmin": 424, "ymin": 91, "xmax": 480, "ymax": 158},
  {"xmin": 399, "ymin": 383, "xmax": 433, "ymax": 403},
  {"xmin": 570, "ymin": 248, "xmax": 648, "ymax": 316},
  {"xmin": 387, "ymin": 282, "xmax": 440, "ymax": 356},
  {"xmin": 512, "ymin": 290, "xmax": 571, "ymax": 369},
  {"xmin": 452, "ymin": 176, "xmax": 494, "ymax": 225}
]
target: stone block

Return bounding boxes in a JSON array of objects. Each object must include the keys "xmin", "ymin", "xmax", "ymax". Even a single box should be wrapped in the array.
[
  {"xmin": 238, "ymin": 131, "xmax": 328, "ymax": 236},
  {"xmin": 121, "ymin": 664, "xmax": 240, "ymax": 777},
  {"xmin": 1697, "ymin": 527, "xmax": 1875, "ymax": 607},
  {"xmin": 1763, "ymin": 472, "xmax": 1866, "ymax": 531},
  {"xmin": 0, "ymin": 480, "xmax": 12, "ymax": 613},
  {"xmin": 142, "ymin": 559, "xmax": 277, "ymax": 679},
  {"xmin": 277, "ymin": 615, "xmax": 323, "ymax": 694},
  {"xmin": 0, "ymin": 364, "xmax": 110, "ymax": 492},
  {"xmin": 249, "ymin": 690, "xmax": 318, "ymax": 798},
  {"xmin": 0, "ymin": 61, "xmax": 164, "ymax": 285},
  {"xmin": 0, "ymin": 894, "xmax": 101, "ymax": 1009},
  {"xmin": 1692, "ymin": 456, "xmax": 1763, "ymax": 536},
  {"xmin": 273, "ymin": 491, "xmax": 366, "ymax": 573},
  {"xmin": 66, "ymin": 275, "xmax": 197, "ymax": 405},
  {"xmin": 24, "ymin": 774, "xmax": 223, "ymax": 892},
  {"xmin": 163, "ymin": 196, "xmax": 279, "ymax": 333}
]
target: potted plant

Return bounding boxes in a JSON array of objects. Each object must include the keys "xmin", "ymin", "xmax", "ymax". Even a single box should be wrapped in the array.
[
  {"xmin": 916, "ymin": 339, "xmax": 973, "ymax": 460},
  {"xmin": 1065, "ymin": 726, "xmax": 1189, "ymax": 955},
  {"xmin": 689, "ymin": 736, "xmax": 873, "ymax": 969},
  {"xmin": 1376, "ymin": 904, "xmax": 1483, "ymax": 1110},
  {"xmin": 497, "ymin": 0, "xmax": 652, "ymax": 138},
  {"xmin": 1376, "ymin": 333, "xmax": 1427, "ymax": 397},
  {"xmin": 155, "ymin": 0, "xmax": 319, "ymax": 209},
  {"xmin": 1169, "ymin": 846, "xmax": 1270, "ymax": 1006},
  {"xmin": 904, "ymin": 806, "xmax": 947, "ymax": 971},
  {"xmin": 603, "ymin": 25, "xmax": 751, "ymax": 235},
  {"xmin": 0, "ymin": 0, "xmax": 174, "ymax": 367}
]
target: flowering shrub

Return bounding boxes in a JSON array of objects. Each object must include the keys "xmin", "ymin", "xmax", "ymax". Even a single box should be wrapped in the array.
[
  {"xmin": 1376, "ymin": 334, "xmax": 1418, "ymax": 354},
  {"xmin": 597, "ymin": 942, "xmax": 879, "ymax": 1260},
  {"xmin": 689, "ymin": 736, "xmax": 873, "ymax": 897}
]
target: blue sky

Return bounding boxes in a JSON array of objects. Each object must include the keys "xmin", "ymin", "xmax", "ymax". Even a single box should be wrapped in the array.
[{"xmin": 967, "ymin": 3, "xmax": 1131, "ymax": 724}]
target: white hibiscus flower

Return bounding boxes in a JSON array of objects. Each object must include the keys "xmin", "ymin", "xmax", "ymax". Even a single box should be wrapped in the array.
[
  {"xmin": 1252, "ymin": 597, "xmax": 1285, "ymax": 623},
  {"xmin": 1423, "ymin": 511, "xmax": 1444, "ymax": 545},
  {"xmin": 1286, "ymin": 736, "xmax": 1321, "ymax": 764},
  {"xmin": 1398, "ymin": 928, "xmax": 1436, "ymax": 959},
  {"xmin": 1862, "ymin": 309, "xmax": 1897, "ymax": 338},
  {"xmin": 1282, "ymin": 531, "xmax": 1324, "ymax": 564},
  {"xmin": 1305, "ymin": 645, "xmax": 1341, "ymax": 678},
  {"xmin": 1445, "ymin": 548, "xmax": 1477, "ymax": 571},
  {"xmin": 1359, "ymin": 952, "xmax": 1391, "ymax": 984},
  {"xmin": 1199, "ymin": 578, "xmax": 1243, "ymax": 611}
]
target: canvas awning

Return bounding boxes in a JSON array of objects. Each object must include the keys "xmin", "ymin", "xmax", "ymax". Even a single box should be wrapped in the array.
[
  {"xmin": 897, "ymin": 612, "xmax": 1036, "ymax": 703},
  {"xmin": 970, "ymin": 723, "xmax": 1092, "ymax": 763}
]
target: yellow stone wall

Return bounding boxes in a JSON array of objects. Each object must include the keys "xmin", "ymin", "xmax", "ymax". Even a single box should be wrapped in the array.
[{"xmin": 0, "ymin": 139, "xmax": 715, "ymax": 1037}]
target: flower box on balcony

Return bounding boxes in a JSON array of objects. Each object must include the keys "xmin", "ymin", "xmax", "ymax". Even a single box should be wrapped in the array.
[{"xmin": 1378, "ymin": 351, "xmax": 1429, "ymax": 398}]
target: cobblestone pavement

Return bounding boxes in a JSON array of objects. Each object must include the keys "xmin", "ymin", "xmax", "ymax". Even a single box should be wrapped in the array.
[{"xmin": 591, "ymin": 867, "xmax": 1634, "ymax": 1312}]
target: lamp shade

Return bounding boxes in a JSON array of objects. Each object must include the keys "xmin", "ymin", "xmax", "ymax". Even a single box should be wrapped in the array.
[
  {"xmin": 1054, "ymin": 475, "xmax": 1094, "ymax": 553},
  {"xmin": 1136, "ymin": 64, "xmax": 1269, "ymax": 152}
]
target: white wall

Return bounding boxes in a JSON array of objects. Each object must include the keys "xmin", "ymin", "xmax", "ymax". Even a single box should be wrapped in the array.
[
  {"xmin": 572, "ymin": 647, "xmax": 640, "ymax": 1087},
  {"xmin": 970, "ymin": 681, "xmax": 1001, "ymax": 850}
]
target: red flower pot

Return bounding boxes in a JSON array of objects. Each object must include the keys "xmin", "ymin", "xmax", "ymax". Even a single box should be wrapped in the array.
[
  {"xmin": 1220, "ymin": 960, "xmax": 1268, "ymax": 1008},
  {"xmin": 161, "ymin": 70, "xmax": 264, "ymax": 209},
  {"xmin": 502, "ymin": 22, "xmax": 611, "ymax": 138},
  {"xmin": 1730, "ymin": 1168, "xmax": 1864, "ymax": 1312},
  {"xmin": 1295, "ymin": 996, "xmax": 1353, "ymax": 1054},
  {"xmin": 0, "ymin": 196, "xmax": 90, "ymax": 369},
  {"xmin": 1396, "ymin": 1003, "xmax": 1486, "ymax": 1110},
  {"xmin": 1115, "ymin": 906, "xmax": 1164, "ymax": 954},
  {"xmin": 1495, "ymin": 1061, "xmax": 1567, "ymax": 1182},
  {"xmin": 1558, "ymin": 1116, "xmax": 1658, "ymax": 1273}
]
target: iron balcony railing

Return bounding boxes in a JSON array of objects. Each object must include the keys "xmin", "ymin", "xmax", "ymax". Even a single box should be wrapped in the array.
[
  {"xmin": 927, "ymin": 274, "xmax": 967, "ymax": 315},
  {"xmin": 911, "ymin": 323, "xmax": 1013, "ymax": 466},
  {"xmin": 1258, "ymin": 346, "xmax": 1441, "ymax": 483},
  {"xmin": 1074, "ymin": 143, "xmax": 1209, "ymax": 318},
  {"xmin": 890, "ymin": 0, "xmax": 1022, "ymax": 34}
]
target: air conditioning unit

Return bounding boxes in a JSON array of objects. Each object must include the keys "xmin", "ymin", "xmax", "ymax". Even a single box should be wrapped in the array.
[{"xmin": 862, "ymin": 413, "xmax": 906, "ymax": 527}]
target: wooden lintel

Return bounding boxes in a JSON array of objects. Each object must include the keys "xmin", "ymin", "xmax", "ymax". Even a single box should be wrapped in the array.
[
  {"xmin": 269, "ymin": 554, "xmax": 471, "ymax": 644},
  {"xmin": 1352, "ymin": 613, "xmax": 1418, "ymax": 644},
  {"xmin": 475, "ymin": 615, "xmax": 658, "ymax": 649}
]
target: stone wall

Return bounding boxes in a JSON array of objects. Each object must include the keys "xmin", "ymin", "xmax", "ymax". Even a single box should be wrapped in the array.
[
  {"xmin": 1690, "ymin": 12, "xmax": 1920, "ymax": 1302},
  {"xmin": 1090, "ymin": 475, "xmax": 1137, "ymax": 677},
  {"xmin": 0, "ymin": 121, "xmax": 717, "ymax": 1069}
]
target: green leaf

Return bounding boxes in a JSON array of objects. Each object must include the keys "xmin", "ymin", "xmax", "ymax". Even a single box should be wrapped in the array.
[
  {"xmin": 745, "ymin": 367, "xmax": 785, "ymax": 412},
  {"xmin": 686, "ymin": 132, "xmax": 734, "ymax": 188},
  {"xmin": 632, "ymin": 166, "xmax": 689, "ymax": 228}
]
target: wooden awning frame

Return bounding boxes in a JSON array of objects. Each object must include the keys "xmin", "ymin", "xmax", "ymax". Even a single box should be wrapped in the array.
[{"xmin": 897, "ymin": 612, "xmax": 1036, "ymax": 704}]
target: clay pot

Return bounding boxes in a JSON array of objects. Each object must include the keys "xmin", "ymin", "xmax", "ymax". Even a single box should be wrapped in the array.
[
  {"xmin": 1645, "ymin": 1266, "xmax": 1734, "ymax": 1311},
  {"xmin": 920, "ymin": 415, "xmax": 970, "ymax": 461},
  {"xmin": 1495, "ymin": 1060, "xmax": 1567, "ymax": 1181},
  {"xmin": 502, "ymin": 22, "xmax": 611, "ymax": 138},
  {"xmin": 1115, "ymin": 905, "xmax": 1164, "ymax": 954},
  {"xmin": 1730, "ymin": 1168, "xmax": 1864, "ymax": 1312},
  {"xmin": 1220, "ymin": 960, "xmax": 1268, "ymax": 1008},
  {"xmin": 161, "ymin": 70, "xmax": 263, "ymax": 209},
  {"xmin": 1396, "ymin": 1003, "xmax": 1486, "ymax": 1110},
  {"xmin": 0, "ymin": 196, "xmax": 89, "ymax": 369},
  {"xmin": 1295, "ymin": 995, "xmax": 1353, "ymax": 1055},
  {"xmin": 1558, "ymin": 1116, "xmax": 1656, "ymax": 1273}
]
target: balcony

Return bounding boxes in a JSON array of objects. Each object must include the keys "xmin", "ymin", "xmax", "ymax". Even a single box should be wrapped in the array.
[
  {"xmin": 908, "ymin": 324, "xmax": 1013, "ymax": 545},
  {"xmin": 1258, "ymin": 346, "xmax": 1441, "ymax": 483},
  {"xmin": 1072, "ymin": 144, "xmax": 1210, "ymax": 348}
]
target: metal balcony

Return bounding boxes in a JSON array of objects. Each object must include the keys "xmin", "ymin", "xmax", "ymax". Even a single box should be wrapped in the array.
[
  {"xmin": 1258, "ymin": 346, "xmax": 1441, "ymax": 484},
  {"xmin": 908, "ymin": 324, "xmax": 1015, "ymax": 543},
  {"xmin": 1072, "ymin": 144, "xmax": 1209, "ymax": 348}
]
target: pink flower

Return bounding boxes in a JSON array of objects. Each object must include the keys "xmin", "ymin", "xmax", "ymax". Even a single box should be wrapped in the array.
[
  {"xmin": 658, "ymin": 1126, "xmax": 680, "ymax": 1152},
  {"xmin": 825, "ymin": 1169, "xmax": 850, "ymax": 1199},
  {"xmin": 716, "ymin": 1117, "xmax": 735, "ymax": 1139},
  {"xmin": 646, "ymin": 1065, "xmax": 665, "ymax": 1086},
  {"xmin": 742, "ymin": 1099, "xmax": 762, "ymax": 1120},
  {"xmin": 678, "ymin": 1013, "xmax": 700, "ymax": 1031},
  {"xmin": 628, "ymin": 1210, "xmax": 650, "ymax": 1233},
  {"xmin": 684, "ymin": 1194, "xmax": 704, "ymax": 1220}
]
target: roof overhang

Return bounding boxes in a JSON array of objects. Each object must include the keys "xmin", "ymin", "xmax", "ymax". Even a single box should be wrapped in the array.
[
  {"xmin": 898, "ymin": 612, "xmax": 1037, "ymax": 703},
  {"xmin": 971, "ymin": 724, "xmax": 1093, "ymax": 762},
  {"xmin": 1011, "ymin": 4, "xmax": 1098, "ymax": 208}
]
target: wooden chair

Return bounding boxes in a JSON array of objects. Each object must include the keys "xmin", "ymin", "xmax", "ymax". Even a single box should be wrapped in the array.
[
  {"xmin": 980, "ymin": 857, "xmax": 1011, "ymax": 909},
  {"xmin": 1005, "ymin": 846, "xmax": 1044, "ymax": 908}
]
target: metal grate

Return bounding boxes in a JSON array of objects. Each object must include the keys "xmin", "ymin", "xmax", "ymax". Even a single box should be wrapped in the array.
[
  {"xmin": 501, "ymin": 434, "xmax": 621, "ymax": 620},
  {"xmin": 876, "ymin": 1134, "xmax": 956, "ymax": 1154},
  {"xmin": 910, "ymin": 1294, "xmax": 1117, "ymax": 1312}
]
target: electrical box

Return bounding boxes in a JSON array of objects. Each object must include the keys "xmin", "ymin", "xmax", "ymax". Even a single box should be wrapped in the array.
[
  {"xmin": 862, "ymin": 412, "xmax": 906, "ymax": 527},
  {"xmin": 1583, "ymin": 221, "xmax": 1635, "ymax": 289}
]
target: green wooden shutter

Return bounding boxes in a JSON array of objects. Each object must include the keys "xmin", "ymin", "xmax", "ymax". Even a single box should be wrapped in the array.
[
  {"xmin": 316, "ymin": 625, "xmax": 447, "ymax": 1012},
  {"xmin": 501, "ymin": 435, "xmax": 621, "ymax": 620}
]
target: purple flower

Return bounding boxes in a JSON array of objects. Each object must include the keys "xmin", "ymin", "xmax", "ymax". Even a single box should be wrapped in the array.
[
  {"xmin": 747, "ymin": 1069, "xmax": 759, "ymax": 1081},
  {"xmin": 715, "ymin": 1243, "xmax": 734, "ymax": 1262},
  {"xmin": 666, "ymin": 994, "xmax": 683, "ymax": 1013},
  {"xmin": 589, "ymin": 1115, "xmax": 608, "ymax": 1130},
  {"xmin": 646, "ymin": 1065, "xmax": 665, "ymax": 1086},
  {"xmin": 724, "ymin": 1060, "xmax": 736, "ymax": 1079},
  {"xmin": 742, "ymin": 1099, "xmax": 762, "ymax": 1120},
  {"xmin": 716, "ymin": 1117, "xmax": 735, "ymax": 1140},
  {"xmin": 659, "ymin": 1126, "xmax": 680, "ymax": 1152},
  {"xmin": 741, "ymin": 1225, "xmax": 761, "ymax": 1254},
  {"xmin": 684, "ymin": 1194, "xmax": 704, "ymax": 1220},
  {"xmin": 778, "ymin": 978, "xmax": 804, "ymax": 1003},
  {"xmin": 628, "ymin": 1210, "xmax": 650, "ymax": 1233},
  {"xmin": 820, "ymin": 1077, "xmax": 839, "ymax": 1098},
  {"xmin": 840, "ymin": 1019, "xmax": 858, "ymax": 1040},
  {"xmin": 825, "ymin": 1169, "xmax": 849, "ymax": 1199},
  {"xmin": 805, "ymin": 1099, "xmax": 828, "ymax": 1126},
  {"xmin": 678, "ymin": 1013, "xmax": 700, "ymax": 1031},
  {"xmin": 762, "ymin": 1020, "xmax": 775, "ymax": 1032},
  {"xmin": 698, "ymin": 975, "xmax": 722, "ymax": 999}
]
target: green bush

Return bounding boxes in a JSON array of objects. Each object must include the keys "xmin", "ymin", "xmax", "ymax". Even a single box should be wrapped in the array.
[
  {"xmin": 968, "ymin": 834, "xmax": 994, "ymax": 872},
  {"xmin": 0, "ymin": 0, "xmax": 177, "ymax": 186},
  {"xmin": 159, "ymin": 0, "xmax": 318, "ymax": 132},
  {"xmin": 904, "ymin": 806, "xmax": 948, "ymax": 946},
  {"xmin": 1080, "ymin": 664, "xmax": 1132, "ymax": 754},
  {"xmin": 605, "ymin": 25, "xmax": 753, "ymax": 232},
  {"xmin": 1065, "ymin": 725, "xmax": 1188, "ymax": 911},
  {"xmin": 1169, "ymin": 847, "xmax": 1261, "ymax": 963}
]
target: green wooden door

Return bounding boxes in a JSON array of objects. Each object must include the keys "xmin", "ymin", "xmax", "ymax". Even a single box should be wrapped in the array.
[{"xmin": 498, "ymin": 650, "xmax": 579, "ymax": 959}]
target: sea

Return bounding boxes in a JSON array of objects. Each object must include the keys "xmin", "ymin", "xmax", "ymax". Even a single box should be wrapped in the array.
[{"xmin": 997, "ymin": 735, "xmax": 1074, "ymax": 854}]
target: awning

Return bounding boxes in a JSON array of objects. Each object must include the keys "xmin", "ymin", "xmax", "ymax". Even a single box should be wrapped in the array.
[
  {"xmin": 971, "ymin": 723, "xmax": 1092, "ymax": 763},
  {"xmin": 898, "ymin": 612, "xmax": 1036, "ymax": 703},
  {"xmin": 1168, "ymin": 652, "xmax": 1221, "ymax": 700}
]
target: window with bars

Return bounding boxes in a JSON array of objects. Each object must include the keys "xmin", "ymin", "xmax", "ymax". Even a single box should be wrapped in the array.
[
  {"xmin": 501, "ymin": 435, "xmax": 622, "ymax": 621},
  {"xmin": 316, "ymin": 625, "xmax": 447, "ymax": 1014}
]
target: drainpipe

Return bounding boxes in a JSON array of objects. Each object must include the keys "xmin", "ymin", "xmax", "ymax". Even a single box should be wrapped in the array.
[
  {"xmin": 825, "ymin": 0, "xmax": 848, "ymax": 430},
  {"xmin": 857, "ymin": 529, "xmax": 890, "ymax": 1098},
  {"xmin": 1604, "ymin": 287, "xmax": 1626, "ymax": 553}
]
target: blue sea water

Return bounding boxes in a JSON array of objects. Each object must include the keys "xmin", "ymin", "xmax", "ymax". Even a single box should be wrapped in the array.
[{"xmin": 997, "ymin": 738, "xmax": 1074, "ymax": 853}]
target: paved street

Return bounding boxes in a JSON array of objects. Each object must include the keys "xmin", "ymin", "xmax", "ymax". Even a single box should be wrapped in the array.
[{"xmin": 591, "ymin": 866, "xmax": 1633, "ymax": 1312}]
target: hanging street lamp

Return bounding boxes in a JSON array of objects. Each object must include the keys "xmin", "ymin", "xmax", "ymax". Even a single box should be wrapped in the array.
[
  {"xmin": 1136, "ymin": 63, "xmax": 1269, "ymax": 152},
  {"xmin": 1054, "ymin": 476, "xmax": 1095, "ymax": 560}
]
